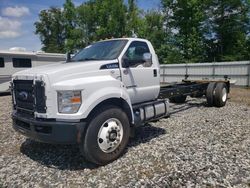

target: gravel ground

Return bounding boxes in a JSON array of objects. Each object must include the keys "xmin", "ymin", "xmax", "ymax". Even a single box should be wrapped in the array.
[
  {"xmin": 229, "ymin": 88, "xmax": 250, "ymax": 106},
  {"xmin": 0, "ymin": 96, "xmax": 250, "ymax": 187}
]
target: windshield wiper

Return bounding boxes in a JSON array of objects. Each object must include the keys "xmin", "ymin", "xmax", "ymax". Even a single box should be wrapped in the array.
[{"xmin": 77, "ymin": 58, "xmax": 100, "ymax": 61}]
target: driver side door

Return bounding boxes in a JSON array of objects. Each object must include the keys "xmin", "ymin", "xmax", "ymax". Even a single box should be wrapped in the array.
[{"xmin": 120, "ymin": 41, "xmax": 159, "ymax": 104}]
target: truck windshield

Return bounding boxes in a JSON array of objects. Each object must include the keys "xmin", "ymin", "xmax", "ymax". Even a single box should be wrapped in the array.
[{"xmin": 71, "ymin": 40, "xmax": 128, "ymax": 62}]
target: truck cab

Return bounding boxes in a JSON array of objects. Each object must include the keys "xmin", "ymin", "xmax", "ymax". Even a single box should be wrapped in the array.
[{"xmin": 11, "ymin": 38, "xmax": 169, "ymax": 165}]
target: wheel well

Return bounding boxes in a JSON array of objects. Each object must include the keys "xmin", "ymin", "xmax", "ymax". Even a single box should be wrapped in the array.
[{"xmin": 87, "ymin": 98, "xmax": 133, "ymax": 124}]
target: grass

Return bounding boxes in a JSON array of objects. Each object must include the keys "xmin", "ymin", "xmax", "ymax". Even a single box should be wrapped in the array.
[{"xmin": 229, "ymin": 87, "xmax": 250, "ymax": 106}]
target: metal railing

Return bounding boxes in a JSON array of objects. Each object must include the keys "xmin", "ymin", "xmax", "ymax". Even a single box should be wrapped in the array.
[{"xmin": 160, "ymin": 61, "xmax": 250, "ymax": 86}]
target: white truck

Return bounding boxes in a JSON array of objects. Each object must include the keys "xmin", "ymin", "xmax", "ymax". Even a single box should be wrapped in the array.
[{"xmin": 11, "ymin": 38, "xmax": 230, "ymax": 165}]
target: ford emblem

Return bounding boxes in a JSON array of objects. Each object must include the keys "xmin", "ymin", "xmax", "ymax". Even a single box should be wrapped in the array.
[{"xmin": 19, "ymin": 91, "xmax": 28, "ymax": 100}]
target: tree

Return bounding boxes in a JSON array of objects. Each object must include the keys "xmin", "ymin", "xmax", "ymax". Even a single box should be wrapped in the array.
[
  {"xmin": 34, "ymin": 0, "xmax": 250, "ymax": 63},
  {"xmin": 77, "ymin": 1, "xmax": 98, "ymax": 46},
  {"xmin": 161, "ymin": 0, "xmax": 206, "ymax": 63},
  {"xmin": 34, "ymin": 8, "xmax": 65, "ymax": 53},
  {"xmin": 126, "ymin": 0, "xmax": 144, "ymax": 37},
  {"xmin": 204, "ymin": 0, "xmax": 250, "ymax": 61},
  {"xmin": 77, "ymin": 0, "xmax": 127, "ymax": 43},
  {"xmin": 140, "ymin": 11, "xmax": 169, "ymax": 63},
  {"xmin": 63, "ymin": 0, "xmax": 82, "ymax": 52},
  {"xmin": 94, "ymin": 0, "xmax": 127, "ymax": 39}
]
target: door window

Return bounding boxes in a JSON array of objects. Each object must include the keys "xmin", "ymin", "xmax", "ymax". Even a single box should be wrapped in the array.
[{"xmin": 123, "ymin": 41, "xmax": 152, "ymax": 68}]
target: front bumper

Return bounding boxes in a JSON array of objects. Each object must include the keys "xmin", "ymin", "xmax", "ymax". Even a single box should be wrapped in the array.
[{"xmin": 12, "ymin": 112, "xmax": 86, "ymax": 144}]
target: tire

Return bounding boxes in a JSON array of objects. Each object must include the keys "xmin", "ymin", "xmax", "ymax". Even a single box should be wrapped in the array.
[
  {"xmin": 206, "ymin": 82, "xmax": 216, "ymax": 106},
  {"xmin": 169, "ymin": 95, "xmax": 187, "ymax": 104},
  {"xmin": 80, "ymin": 105, "xmax": 130, "ymax": 165},
  {"xmin": 214, "ymin": 83, "xmax": 228, "ymax": 107}
]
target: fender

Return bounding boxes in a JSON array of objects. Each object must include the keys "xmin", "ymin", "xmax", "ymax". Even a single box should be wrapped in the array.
[
  {"xmin": 80, "ymin": 86, "xmax": 134, "ymax": 123},
  {"xmin": 51, "ymin": 75, "xmax": 134, "ymax": 122}
]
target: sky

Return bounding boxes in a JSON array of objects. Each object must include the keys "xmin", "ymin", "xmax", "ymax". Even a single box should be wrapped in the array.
[{"xmin": 0, "ymin": 0, "xmax": 161, "ymax": 52}]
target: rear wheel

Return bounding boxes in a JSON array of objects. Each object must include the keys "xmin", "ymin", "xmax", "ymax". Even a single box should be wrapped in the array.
[
  {"xmin": 206, "ymin": 82, "xmax": 216, "ymax": 106},
  {"xmin": 214, "ymin": 83, "xmax": 228, "ymax": 107},
  {"xmin": 80, "ymin": 106, "xmax": 130, "ymax": 165}
]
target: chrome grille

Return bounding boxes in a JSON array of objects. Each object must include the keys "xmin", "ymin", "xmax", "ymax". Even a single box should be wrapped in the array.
[{"xmin": 13, "ymin": 79, "xmax": 46, "ymax": 116}]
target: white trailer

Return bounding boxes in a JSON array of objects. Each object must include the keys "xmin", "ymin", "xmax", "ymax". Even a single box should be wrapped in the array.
[{"xmin": 0, "ymin": 50, "xmax": 65, "ymax": 93}]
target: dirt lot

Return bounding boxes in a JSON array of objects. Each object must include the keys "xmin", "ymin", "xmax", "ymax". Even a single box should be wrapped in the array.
[
  {"xmin": 0, "ymin": 89, "xmax": 250, "ymax": 187},
  {"xmin": 229, "ymin": 87, "xmax": 250, "ymax": 106}
]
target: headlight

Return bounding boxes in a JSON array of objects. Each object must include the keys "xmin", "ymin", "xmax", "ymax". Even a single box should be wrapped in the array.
[{"xmin": 58, "ymin": 90, "xmax": 82, "ymax": 114}]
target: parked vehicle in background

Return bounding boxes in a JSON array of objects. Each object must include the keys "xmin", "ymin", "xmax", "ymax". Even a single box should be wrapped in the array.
[
  {"xmin": 11, "ymin": 38, "xmax": 230, "ymax": 165},
  {"xmin": 0, "ymin": 50, "xmax": 65, "ymax": 93}
]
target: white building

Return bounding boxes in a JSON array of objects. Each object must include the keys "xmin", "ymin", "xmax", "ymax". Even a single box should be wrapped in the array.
[{"xmin": 0, "ymin": 50, "xmax": 65, "ymax": 93}]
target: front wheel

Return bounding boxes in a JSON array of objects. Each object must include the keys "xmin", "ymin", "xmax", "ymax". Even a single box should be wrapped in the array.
[{"xmin": 80, "ymin": 106, "xmax": 130, "ymax": 165}]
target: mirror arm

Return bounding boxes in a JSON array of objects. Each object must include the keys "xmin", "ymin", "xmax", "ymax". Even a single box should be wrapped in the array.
[
  {"xmin": 66, "ymin": 52, "xmax": 71, "ymax": 62},
  {"xmin": 122, "ymin": 58, "xmax": 130, "ymax": 68}
]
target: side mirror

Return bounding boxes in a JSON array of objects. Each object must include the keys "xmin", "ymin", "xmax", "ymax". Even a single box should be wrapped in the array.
[
  {"xmin": 143, "ymin": 53, "xmax": 152, "ymax": 62},
  {"xmin": 122, "ymin": 53, "xmax": 152, "ymax": 68},
  {"xmin": 142, "ymin": 53, "xmax": 152, "ymax": 67}
]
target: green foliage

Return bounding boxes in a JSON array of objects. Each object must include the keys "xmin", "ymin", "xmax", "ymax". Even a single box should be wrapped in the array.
[
  {"xmin": 140, "ymin": 11, "xmax": 167, "ymax": 62},
  {"xmin": 93, "ymin": 0, "xmax": 127, "ymax": 39},
  {"xmin": 126, "ymin": 0, "xmax": 144, "ymax": 37},
  {"xmin": 63, "ymin": 0, "xmax": 81, "ymax": 52},
  {"xmin": 34, "ymin": 8, "xmax": 65, "ymax": 53},
  {"xmin": 76, "ymin": 1, "xmax": 97, "ymax": 46},
  {"xmin": 204, "ymin": 0, "xmax": 250, "ymax": 61},
  {"xmin": 161, "ymin": 0, "xmax": 206, "ymax": 63},
  {"xmin": 34, "ymin": 0, "xmax": 250, "ymax": 63}
]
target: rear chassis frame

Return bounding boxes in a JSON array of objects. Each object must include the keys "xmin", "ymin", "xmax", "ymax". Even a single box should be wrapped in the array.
[{"xmin": 159, "ymin": 80, "xmax": 230, "ymax": 99}]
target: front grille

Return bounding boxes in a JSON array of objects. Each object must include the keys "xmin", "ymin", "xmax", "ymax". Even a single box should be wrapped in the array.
[
  {"xmin": 13, "ymin": 79, "xmax": 46, "ymax": 116},
  {"xmin": 34, "ymin": 80, "xmax": 46, "ymax": 113},
  {"xmin": 14, "ymin": 80, "xmax": 34, "ymax": 110}
]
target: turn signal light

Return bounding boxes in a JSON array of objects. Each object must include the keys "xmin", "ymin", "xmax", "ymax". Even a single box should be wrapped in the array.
[{"xmin": 71, "ymin": 97, "xmax": 81, "ymax": 103}]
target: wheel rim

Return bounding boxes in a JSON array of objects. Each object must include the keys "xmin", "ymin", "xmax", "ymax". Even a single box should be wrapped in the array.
[
  {"xmin": 222, "ymin": 87, "xmax": 227, "ymax": 102},
  {"xmin": 97, "ymin": 118, "xmax": 124, "ymax": 153}
]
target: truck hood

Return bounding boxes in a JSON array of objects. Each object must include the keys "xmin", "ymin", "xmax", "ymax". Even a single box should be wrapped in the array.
[{"xmin": 13, "ymin": 60, "xmax": 119, "ymax": 82}]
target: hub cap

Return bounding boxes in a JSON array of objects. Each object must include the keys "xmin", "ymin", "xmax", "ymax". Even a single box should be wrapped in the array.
[
  {"xmin": 97, "ymin": 118, "xmax": 123, "ymax": 153},
  {"xmin": 222, "ymin": 88, "xmax": 227, "ymax": 102}
]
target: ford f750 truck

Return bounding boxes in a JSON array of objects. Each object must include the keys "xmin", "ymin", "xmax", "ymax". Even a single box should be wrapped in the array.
[{"xmin": 11, "ymin": 38, "xmax": 230, "ymax": 165}]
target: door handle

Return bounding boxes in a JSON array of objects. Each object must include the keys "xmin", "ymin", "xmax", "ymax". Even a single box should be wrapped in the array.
[
  {"xmin": 126, "ymin": 85, "xmax": 137, "ymax": 89},
  {"xmin": 153, "ymin": 69, "xmax": 157, "ymax": 77}
]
